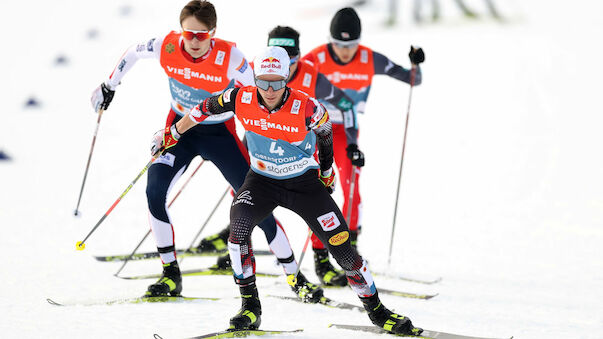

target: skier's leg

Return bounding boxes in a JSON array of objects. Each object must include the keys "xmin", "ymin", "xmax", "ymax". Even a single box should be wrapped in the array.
[
  {"xmin": 227, "ymin": 172, "xmax": 278, "ymax": 330},
  {"xmin": 286, "ymin": 171, "xmax": 422, "ymax": 336},
  {"xmin": 145, "ymin": 140, "xmax": 195, "ymax": 296}
]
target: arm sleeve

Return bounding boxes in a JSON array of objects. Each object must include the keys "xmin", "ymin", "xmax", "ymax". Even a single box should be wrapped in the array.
[
  {"xmin": 314, "ymin": 73, "xmax": 359, "ymax": 145},
  {"xmin": 373, "ymin": 51, "xmax": 422, "ymax": 86},
  {"xmin": 226, "ymin": 46, "xmax": 255, "ymax": 88},
  {"xmin": 105, "ymin": 36, "xmax": 164, "ymax": 89},
  {"xmin": 306, "ymin": 98, "xmax": 334, "ymax": 171},
  {"xmin": 189, "ymin": 88, "xmax": 239, "ymax": 123}
]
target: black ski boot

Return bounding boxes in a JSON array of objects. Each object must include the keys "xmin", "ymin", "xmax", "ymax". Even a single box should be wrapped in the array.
[
  {"xmin": 313, "ymin": 248, "xmax": 347, "ymax": 286},
  {"xmin": 144, "ymin": 261, "xmax": 182, "ymax": 297},
  {"xmin": 214, "ymin": 254, "xmax": 231, "ymax": 269},
  {"xmin": 361, "ymin": 292, "xmax": 423, "ymax": 336},
  {"xmin": 290, "ymin": 271, "xmax": 324, "ymax": 303},
  {"xmin": 229, "ymin": 283, "xmax": 262, "ymax": 330},
  {"xmin": 196, "ymin": 226, "xmax": 230, "ymax": 253}
]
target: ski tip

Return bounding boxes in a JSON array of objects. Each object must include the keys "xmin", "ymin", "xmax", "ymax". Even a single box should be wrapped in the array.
[
  {"xmin": 153, "ymin": 334, "xmax": 164, "ymax": 339},
  {"xmin": 46, "ymin": 298, "xmax": 63, "ymax": 306},
  {"xmin": 425, "ymin": 293, "xmax": 439, "ymax": 300}
]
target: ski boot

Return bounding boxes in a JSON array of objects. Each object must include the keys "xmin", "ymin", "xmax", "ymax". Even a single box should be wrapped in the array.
[
  {"xmin": 290, "ymin": 271, "xmax": 324, "ymax": 303},
  {"xmin": 144, "ymin": 261, "xmax": 182, "ymax": 297},
  {"xmin": 313, "ymin": 248, "xmax": 347, "ymax": 286},
  {"xmin": 213, "ymin": 253, "xmax": 231, "ymax": 270},
  {"xmin": 196, "ymin": 226, "xmax": 230, "ymax": 253},
  {"xmin": 361, "ymin": 292, "xmax": 423, "ymax": 336},
  {"xmin": 229, "ymin": 283, "xmax": 262, "ymax": 330}
]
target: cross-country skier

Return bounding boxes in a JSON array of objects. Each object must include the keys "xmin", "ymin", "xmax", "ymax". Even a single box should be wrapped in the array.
[
  {"xmin": 90, "ymin": 0, "xmax": 321, "ymax": 301},
  {"xmin": 151, "ymin": 46, "xmax": 423, "ymax": 336},
  {"xmin": 302, "ymin": 7, "xmax": 425, "ymax": 257},
  {"xmin": 198, "ymin": 25, "xmax": 359, "ymax": 287}
]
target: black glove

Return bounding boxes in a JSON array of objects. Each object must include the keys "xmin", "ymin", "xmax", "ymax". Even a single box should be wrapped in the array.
[
  {"xmin": 408, "ymin": 46, "xmax": 425, "ymax": 65},
  {"xmin": 91, "ymin": 83, "xmax": 115, "ymax": 112},
  {"xmin": 346, "ymin": 144, "xmax": 365, "ymax": 167}
]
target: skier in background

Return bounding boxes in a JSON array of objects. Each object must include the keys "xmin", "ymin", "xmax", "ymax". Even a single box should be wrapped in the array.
[
  {"xmin": 302, "ymin": 7, "xmax": 424, "ymax": 262},
  {"xmin": 89, "ymin": 0, "xmax": 322, "ymax": 301},
  {"xmin": 152, "ymin": 45, "xmax": 423, "ymax": 336},
  {"xmin": 413, "ymin": 0, "xmax": 501, "ymax": 23}
]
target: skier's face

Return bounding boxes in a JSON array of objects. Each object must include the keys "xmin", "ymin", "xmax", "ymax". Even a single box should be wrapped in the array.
[
  {"xmin": 181, "ymin": 16, "xmax": 215, "ymax": 59},
  {"xmin": 256, "ymin": 74, "xmax": 287, "ymax": 110},
  {"xmin": 331, "ymin": 43, "xmax": 358, "ymax": 63}
]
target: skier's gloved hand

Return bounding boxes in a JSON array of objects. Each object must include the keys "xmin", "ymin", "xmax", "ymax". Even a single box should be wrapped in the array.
[
  {"xmin": 408, "ymin": 46, "xmax": 425, "ymax": 65},
  {"xmin": 346, "ymin": 144, "xmax": 365, "ymax": 167},
  {"xmin": 319, "ymin": 168, "xmax": 336, "ymax": 194},
  {"xmin": 90, "ymin": 82, "xmax": 116, "ymax": 112},
  {"xmin": 150, "ymin": 125, "xmax": 180, "ymax": 157}
]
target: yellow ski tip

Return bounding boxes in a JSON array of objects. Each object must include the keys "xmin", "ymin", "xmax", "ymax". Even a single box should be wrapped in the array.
[{"xmin": 76, "ymin": 241, "xmax": 86, "ymax": 251}]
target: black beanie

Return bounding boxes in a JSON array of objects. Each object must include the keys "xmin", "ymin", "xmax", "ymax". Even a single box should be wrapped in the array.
[
  {"xmin": 267, "ymin": 26, "xmax": 300, "ymax": 57},
  {"xmin": 330, "ymin": 7, "xmax": 361, "ymax": 41}
]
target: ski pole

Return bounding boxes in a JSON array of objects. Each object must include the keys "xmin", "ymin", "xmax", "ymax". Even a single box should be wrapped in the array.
[
  {"xmin": 287, "ymin": 228, "xmax": 314, "ymax": 286},
  {"xmin": 345, "ymin": 165, "xmax": 358, "ymax": 225},
  {"xmin": 178, "ymin": 185, "xmax": 230, "ymax": 265},
  {"xmin": 114, "ymin": 159, "xmax": 206, "ymax": 276},
  {"xmin": 76, "ymin": 156, "xmax": 156, "ymax": 251},
  {"xmin": 74, "ymin": 109, "xmax": 104, "ymax": 216},
  {"xmin": 388, "ymin": 65, "xmax": 417, "ymax": 267}
]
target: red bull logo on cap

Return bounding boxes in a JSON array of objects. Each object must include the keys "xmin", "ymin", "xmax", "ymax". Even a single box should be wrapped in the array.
[{"xmin": 260, "ymin": 57, "xmax": 282, "ymax": 72}]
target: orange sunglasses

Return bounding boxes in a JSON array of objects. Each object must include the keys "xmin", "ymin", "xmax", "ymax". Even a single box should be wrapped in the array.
[{"xmin": 181, "ymin": 28, "xmax": 215, "ymax": 41}]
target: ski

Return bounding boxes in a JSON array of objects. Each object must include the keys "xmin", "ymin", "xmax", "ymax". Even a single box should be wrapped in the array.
[
  {"xmin": 373, "ymin": 272, "xmax": 442, "ymax": 285},
  {"xmin": 322, "ymin": 285, "xmax": 437, "ymax": 300},
  {"xmin": 95, "ymin": 249, "xmax": 272, "ymax": 262},
  {"xmin": 329, "ymin": 324, "xmax": 513, "ymax": 339},
  {"xmin": 267, "ymin": 294, "xmax": 364, "ymax": 312},
  {"xmin": 118, "ymin": 267, "xmax": 279, "ymax": 280},
  {"xmin": 378, "ymin": 287, "xmax": 438, "ymax": 300},
  {"xmin": 46, "ymin": 295, "xmax": 217, "ymax": 307},
  {"xmin": 181, "ymin": 328, "xmax": 303, "ymax": 338}
]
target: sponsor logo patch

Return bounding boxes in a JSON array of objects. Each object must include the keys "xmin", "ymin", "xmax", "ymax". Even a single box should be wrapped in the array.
[
  {"xmin": 223, "ymin": 88, "xmax": 233, "ymax": 103},
  {"xmin": 361, "ymin": 50, "xmax": 368, "ymax": 63},
  {"xmin": 237, "ymin": 59, "xmax": 248, "ymax": 73},
  {"xmin": 260, "ymin": 57, "xmax": 282, "ymax": 73},
  {"xmin": 118, "ymin": 59, "xmax": 127, "ymax": 72},
  {"xmin": 147, "ymin": 38, "xmax": 156, "ymax": 52},
  {"xmin": 268, "ymin": 38, "xmax": 295, "ymax": 47},
  {"xmin": 329, "ymin": 231, "xmax": 349, "ymax": 246},
  {"xmin": 291, "ymin": 99, "xmax": 301, "ymax": 115},
  {"xmin": 165, "ymin": 43, "xmax": 175, "ymax": 54},
  {"xmin": 302, "ymin": 73, "xmax": 312, "ymax": 88},
  {"xmin": 241, "ymin": 91, "xmax": 252, "ymax": 104},
  {"xmin": 317, "ymin": 211, "xmax": 340, "ymax": 232},
  {"xmin": 233, "ymin": 190, "xmax": 254, "ymax": 206},
  {"xmin": 215, "ymin": 50, "xmax": 225, "ymax": 65},
  {"xmin": 257, "ymin": 160, "xmax": 266, "ymax": 171},
  {"xmin": 317, "ymin": 52, "xmax": 326, "ymax": 64},
  {"xmin": 154, "ymin": 153, "xmax": 176, "ymax": 167}
]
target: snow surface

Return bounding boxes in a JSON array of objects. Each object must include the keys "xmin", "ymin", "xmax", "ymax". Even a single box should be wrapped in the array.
[{"xmin": 1, "ymin": 0, "xmax": 602, "ymax": 338}]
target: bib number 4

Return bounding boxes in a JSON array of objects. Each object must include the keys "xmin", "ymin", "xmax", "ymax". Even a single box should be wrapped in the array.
[{"xmin": 269, "ymin": 141, "xmax": 285, "ymax": 156}]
